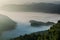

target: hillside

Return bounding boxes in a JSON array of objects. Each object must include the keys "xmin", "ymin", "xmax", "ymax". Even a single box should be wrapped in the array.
[
  {"xmin": 11, "ymin": 20, "xmax": 60, "ymax": 40},
  {"xmin": 0, "ymin": 14, "xmax": 16, "ymax": 33},
  {"xmin": 0, "ymin": 14, "xmax": 16, "ymax": 40}
]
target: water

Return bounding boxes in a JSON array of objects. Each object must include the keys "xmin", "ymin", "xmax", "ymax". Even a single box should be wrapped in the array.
[{"xmin": 0, "ymin": 10, "xmax": 60, "ymax": 40}]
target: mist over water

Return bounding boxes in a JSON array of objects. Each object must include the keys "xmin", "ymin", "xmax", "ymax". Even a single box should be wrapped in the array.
[
  {"xmin": 0, "ymin": 0, "xmax": 60, "ymax": 40},
  {"xmin": 0, "ymin": 10, "xmax": 60, "ymax": 40}
]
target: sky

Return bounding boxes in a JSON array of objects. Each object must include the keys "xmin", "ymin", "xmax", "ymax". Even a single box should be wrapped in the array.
[{"xmin": 0, "ymin": 0, "xmax": 60, "ymax": 6}]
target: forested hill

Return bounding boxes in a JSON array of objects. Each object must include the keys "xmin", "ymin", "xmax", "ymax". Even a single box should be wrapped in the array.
[
  {"xmin": 11, "ymin": 20, "xmax": 60, "ymax": 40},
  {"xmin": 2, "ymin": 3, "xmax": 60, "ymax": 14}
]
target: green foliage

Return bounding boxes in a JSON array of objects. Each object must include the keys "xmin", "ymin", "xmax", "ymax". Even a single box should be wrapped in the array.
[{"xmin": 11, "ymin": 20, "xmax": 60, "ymax": 40}]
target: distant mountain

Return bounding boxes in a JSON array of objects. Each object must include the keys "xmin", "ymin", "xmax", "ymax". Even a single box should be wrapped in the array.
[
  {"xmin": 52, "ymin": 1, "xmax": 60, "ymax": 4},
  {"xmin": 1, "ymin": 3, "xmax": 60, "ymax": 13}
]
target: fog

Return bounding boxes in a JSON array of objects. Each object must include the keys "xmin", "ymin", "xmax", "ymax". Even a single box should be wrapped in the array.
[
  {"xmin": 0, "ymin": 0, "xmax": 60, "ymax": 40},
  {"xmin": 0, "ymin": 11, "xmax": 59, "ymax": 40}
]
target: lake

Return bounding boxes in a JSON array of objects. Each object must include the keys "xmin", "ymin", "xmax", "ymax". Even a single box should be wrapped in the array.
[{"xmin": 0, "ymin": 10, "xmax": 60, "ymax": 40}]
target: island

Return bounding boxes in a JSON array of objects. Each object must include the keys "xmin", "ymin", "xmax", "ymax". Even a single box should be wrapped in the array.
[{"xmin": 29, "ymin": 20, "xmax": 55, "ymax": 27}]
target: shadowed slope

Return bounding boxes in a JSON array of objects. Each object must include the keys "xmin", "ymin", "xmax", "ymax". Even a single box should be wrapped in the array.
[{"xmin": 0, "ymin": 14, "xmax": 16, "ymax": 33}]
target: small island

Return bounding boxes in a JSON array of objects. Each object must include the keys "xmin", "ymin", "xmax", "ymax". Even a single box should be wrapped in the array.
[{"xmin": 29, "ymin": 20, "xmax": 55, "ymax": 27}]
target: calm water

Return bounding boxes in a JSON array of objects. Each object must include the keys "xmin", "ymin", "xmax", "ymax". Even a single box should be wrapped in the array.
[{"xmin": 0, "ymin": 10, "xmax": 60, "ymax": 40}]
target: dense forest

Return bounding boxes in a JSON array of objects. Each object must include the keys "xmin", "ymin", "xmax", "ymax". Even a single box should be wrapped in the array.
[{"xmin": 11, "ymin": 20, "xmax": 60, "ymax": 40}]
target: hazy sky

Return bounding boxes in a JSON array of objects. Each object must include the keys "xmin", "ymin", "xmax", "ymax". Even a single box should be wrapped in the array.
[{"xmin": 0, "ymin": 0, "xmax": 60, "ymax": 6}]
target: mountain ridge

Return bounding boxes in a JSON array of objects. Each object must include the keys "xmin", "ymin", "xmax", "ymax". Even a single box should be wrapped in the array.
[{"xmin": 1, "ymin": 2, "xmax": 60, "ymax": 14}]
